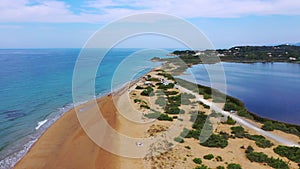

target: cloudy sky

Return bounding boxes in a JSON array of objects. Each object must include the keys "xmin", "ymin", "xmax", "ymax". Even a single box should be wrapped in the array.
[{"xmin": 1, "ymin": 0, "xmax": 300, "ymax": 48}]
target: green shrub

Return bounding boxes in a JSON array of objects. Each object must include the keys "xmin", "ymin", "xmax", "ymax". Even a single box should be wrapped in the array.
[
  {"xmin": 133, "ymin": 99, "xmax": 142, "ymax": 103},
  {"xmin": 203, "ymin": 154, "xmax": 214, "ymax": 160},
  {"xmin": 141, "ymin": 87, "xmax": 154, "ymax": 96},
  {"xmin": 199, "ymin": 102, "xmax": 210, "ymax": 109},
  {"xmin": 262, "ymin": 121, "xmax": 300, "ymax": 136},
  {"xmin": 148, "ymin": 77, "xmax": 160, "ymax": 82},
  {"xmin": 225, "ymin": 116, "xmax": 236, "ymax": 125},
  {"xmin": 267, "ymin": 157, "xmax": 289, "ymax": 169},
  {"xmin": 262, "ymin": 121, "xmax": 274, "ymax": 131},
  {"xmin": 191, "ymin": 111, "xmax": 208, "ymax": 130},
  {"xmin": 184, "ymin": 145, "xmax": 191, "ymax": 149},
  {"xmin": 200, "ymin": 134, "xmax": 228, "ymax": 148},
  {"xmin": 255, "ymin": 138, "xmax": 273, "ymax": 148},
  {"xmin": 224, "ymin": 102, "xmax": 241, "ymax": 112},
  {"xmin": 135, "ymin": 85, "xmax": 144, "ymax": 89},
  {"xmin": 245, "ymin": 134, "xmax": 273, "ymax": 148},
  {"xmin": 273, "ymin": 145, "xmax": 300, "ymax": 163},
  {"xmin": 217, "ymin": 166, "xmax": 225, "ymax": 169},
  {"xmin": 165, "ymin": 106, "xmax": 181, "ymax": 114},
  {"xmin": 193, "ymin": 158, "xmax": 202, "ymax": 164},
  {"xmin": 158, "ymin": 83, "xmax": 175, "ymax": 89},
  {"xmin": 227, "ymin": 163, "xmax": 242, "ymax": 169},
  {"xmin": 180, "ymin": 128, "xmax": 201, "ymax": 139},
  {"xmin": 174, "ymin": 137, "xmax": 184, "ymax": 143},
  {"xmin": 157, "ymin": 113, "xmax": 173, "ymax": 121},
  {"xmin": 181, "ymin": 92, "xmax": 196, "ymax": 99},
  {"xmin": 216, "ymin": 156, "xmax": 223, "ymax": 162},
  {"xmin": 164, "ymin": 90, "xmax": 179, "ymax": 95},
  {"xmin": 246, "ymin": 152, "xmax": 268, "ymax": 162},
  {"xmin": 245, "ymin": 148, "xmax": 289, "ymax": 169},
  {"xmin": 194, "ymin": 165, "xmax": 209, "ymax": 169},
  {"xmin": 140, "ymin": 104, "xmax": 150, "ymax": 109},
  {"xmin": 237, "ymin": 109, "xmax": 254, "ymax": 120},
  {"xmin": 157, "ymin": 72, "xmax": 175, "ymax": 80},
  {"xmin": 245, "ymin": 145, "xmax": 254, "ymax": 153},
  {"xmin": 230, "ymin": 126, "xmax": 245, "ymax": 138}
]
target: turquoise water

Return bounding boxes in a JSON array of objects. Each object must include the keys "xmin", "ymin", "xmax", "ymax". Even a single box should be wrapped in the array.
[
  {"xmin": 179, "ymin": 62, "xmax": 300, "ymax": 125},
  {"xmin": 0, "ymin": 48, "xmax": 170, "ymax": 168}
]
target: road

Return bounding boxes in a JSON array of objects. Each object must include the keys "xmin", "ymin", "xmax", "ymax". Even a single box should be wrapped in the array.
[{"xmin": 178, "ymin": 85, "xmax": 300, "ymax": 147}]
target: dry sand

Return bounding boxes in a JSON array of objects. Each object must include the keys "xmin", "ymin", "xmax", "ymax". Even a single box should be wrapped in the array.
[
  {"xmin": 14, "ymin": 93, "xmax": 144, "ymax": 169},
  {"xmin": 14, "ymin": 69, "xmax": 300, "ymax": 169}
]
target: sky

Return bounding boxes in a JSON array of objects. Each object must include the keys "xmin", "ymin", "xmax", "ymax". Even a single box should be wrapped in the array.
[{"xmin": 0, "ymin": 0, "xmax": 300, "ymax": 49}]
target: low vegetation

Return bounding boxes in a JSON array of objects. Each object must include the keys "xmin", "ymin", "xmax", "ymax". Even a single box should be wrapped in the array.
[
  {"xmin": 140, "ymin": 104, "xmax": 150, "ymax": 109},
  {"xmin": 227, "ymin": 163, "xmax": 242, "ymax": 169},
  {"xmin": 144, "ymin": 112, "xmax": 173, "ymax": 121},
  {"xmin": 225, "ymin": 116, "xmax": 236, "ymax": 125},
  {"xmin": 193, "ymin": 158, "xmax": 202, "ymax": 164},
  {"xmin": 194, "ymin": 165, "xmax": 210, "ymax": 169},
  {"xmin": 245, "ymin": 146, "xmax": 289, "ymax": 169},
  {"xmin": 230, "ymin": 126, "xmax": 273, "ymax": 148},
  {"xmin": 141, "ymin": 87, "xmax": 154, "ymax": 96},
  {"xmin": 157, "ymin": 83, "xmax": 175, "ymax": 90},
  {"xmin": 203, "ymin": 154, "xmax": 214, "ymax": 160},
  {"xmin": 273, "ymin": 145, "xmax": 300, "ymax": 163},
  {"xmin": 200, "ymin": 134, "xmax": 228, "ymax": 148},
  {"xmin": 244, "ymin": 134, "xmax": 273, "ymax": 148},
  {"xmin": 174, "ymin": 137, "xmax": 184, "ymax": 143},
  {"xmin": 230, "ymin": 126, "xmax": 245, "ymax": 138},
  {"xmin": 215, "ymin": 156, "xmax": 223, "ymax": 162},
  {"xmin": 135, "ymin": 85, "xmax": 144, "ymax": 89},
  {"xmin": 157, "ymin": 72, "xmax": 175, "ymax": 80},
  {"xmin": 262, "ymin": 121, "xmax": 300, "ymax": 136}
]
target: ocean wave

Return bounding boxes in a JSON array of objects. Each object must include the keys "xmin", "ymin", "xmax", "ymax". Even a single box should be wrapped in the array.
[
  {"xmin": 35, "ymin": 119, "xmax": 48, "ymax": 130},
  {"xmin": 0, "ymin": 102, "xmax": 76, "ymax": 169}
]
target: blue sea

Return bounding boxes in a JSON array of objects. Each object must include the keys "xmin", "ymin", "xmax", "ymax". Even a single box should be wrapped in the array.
[
  {"xmin": 0, "ymin": 48, "xmax": 170, "ymax": 168},
  {"xmin": 179, "ymin": 62, "xmax": 300, "ymax": 125}
]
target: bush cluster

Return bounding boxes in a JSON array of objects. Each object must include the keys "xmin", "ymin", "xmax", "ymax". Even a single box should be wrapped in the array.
[
  {"xmin": 141, "ymin": 87, "xmax": 154, "ymax": 96},
  {"xmin": 225, "ymin": 116, "xmax": 236, "ymax": 125},
  {"xmin": 193, "ymin": 158, "xmax": 202, "ymax": 164},
  {"xmin": 262, "ymin": 121, "xmax": 300, "ymax": 136},
  {"xmin": 230, "ymin": 126, "xmax": 273, "ymax": 148},
  {"xmin": 273, "ymin": 145, "xmax": 300, "ymax": 163},
  {"xmin": 203, "ymin": 154, "xmax": 214, "ymax": 160},
  {"xmin": 227, "ymin": 163, "xmax": 242, "ymax": 169},
  {"xmin": 245, "ymin": 146, "xmax": 289, "ymax": 169},
  {"xmin": 200, "ymin": 134, "xmax": 228, "ymax": 148}
]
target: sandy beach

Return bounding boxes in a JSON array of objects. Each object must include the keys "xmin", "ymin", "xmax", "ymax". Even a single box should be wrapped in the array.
[{"xmin": 14, "ymin": 68, "xmax": 300, "ymax": 169}]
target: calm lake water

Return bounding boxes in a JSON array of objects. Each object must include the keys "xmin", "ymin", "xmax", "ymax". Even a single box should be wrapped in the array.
[{"xmin": 179, "ymin": 62, "xmax": 300, "ymax": 125}]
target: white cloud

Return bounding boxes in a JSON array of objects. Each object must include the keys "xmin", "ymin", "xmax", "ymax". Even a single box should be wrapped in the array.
[{"xmin": 0, "ymin": 0, "xmax": 300, "ymax": 23}]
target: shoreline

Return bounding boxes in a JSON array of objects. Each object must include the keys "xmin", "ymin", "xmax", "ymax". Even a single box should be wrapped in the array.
[
  {"xmin": 176, "ymin": 61, "xmax": 300, "ymax": 126},
  {"xmin": 5, "ymin": 62, "xmax": 300, "ymax": 168},
  {"xmin": 9, "ymin": 68, "xmax": 155, "ymax": 169},
  {"xmin": 0, "ymin": 68, "xmax": 153, "ymax": 169}
]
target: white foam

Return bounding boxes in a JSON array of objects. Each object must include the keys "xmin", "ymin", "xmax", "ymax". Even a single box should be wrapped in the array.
[{"xmin": 35, "ymin": 119, "xmax": 48, "ymax": 130}]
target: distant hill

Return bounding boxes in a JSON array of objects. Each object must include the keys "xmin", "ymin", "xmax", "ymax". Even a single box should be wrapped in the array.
[
  {"xmin": 294, "ymin": 43, "xmax": 300, "ymax": 46},
  {"xmin": 170, "ymin": 45, "xmax": 300, "ymax": 63}
]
